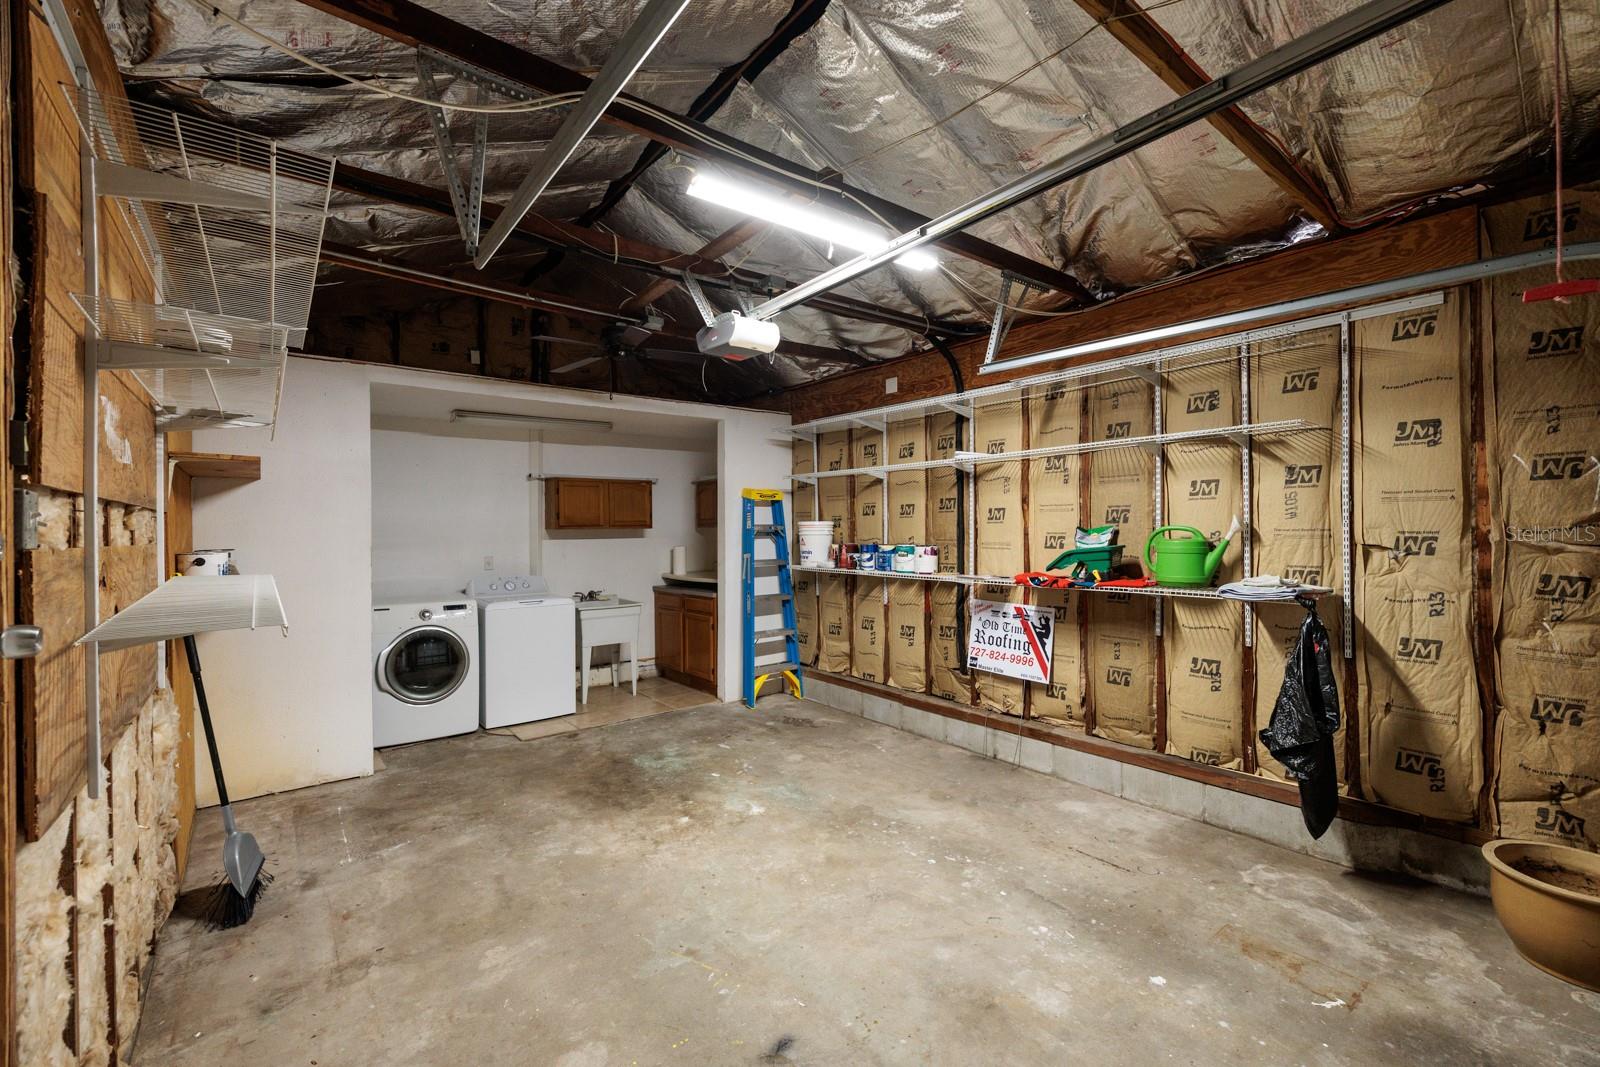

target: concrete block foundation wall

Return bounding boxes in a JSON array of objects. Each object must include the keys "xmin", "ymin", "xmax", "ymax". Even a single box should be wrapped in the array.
[{"xmin": 804, "ymin": 675, "xmax": 1490, "ymax": 894}]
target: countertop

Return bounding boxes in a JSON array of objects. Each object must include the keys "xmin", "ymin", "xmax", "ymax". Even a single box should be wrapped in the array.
[
  {"xmin": 654, "ymin": 584, "xmax": 716, "ymax": 599},
  {"xmin": 659, "ymin": 571, "xmax": 718, "ymax": 588}
]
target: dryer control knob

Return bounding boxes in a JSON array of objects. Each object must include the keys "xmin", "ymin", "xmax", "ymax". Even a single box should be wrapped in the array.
[{"xmin": 418, "ymin": 609, "xmax": 433, "ymax": 621}]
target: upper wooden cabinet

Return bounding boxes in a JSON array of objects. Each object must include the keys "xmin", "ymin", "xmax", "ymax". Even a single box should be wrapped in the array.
[
  {"xmin": 606, "ymin": 479, "xmax": 653, "ymax": 528},
  {"xmin": 695, "ymin": 480, "xmax": 717, "ymax": 529},
  {"xmin": 545, "ymin": 478, "xmax": 653, "ymax": 530}
]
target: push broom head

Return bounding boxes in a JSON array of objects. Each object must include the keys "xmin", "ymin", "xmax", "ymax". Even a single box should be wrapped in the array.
[
  {"xmin": 204, "ymin": 807, "xmax": 270, "ymax": 929},
  {"xmin": 204, "ymin": 867, "xmax": 273, "ymax": 930}
]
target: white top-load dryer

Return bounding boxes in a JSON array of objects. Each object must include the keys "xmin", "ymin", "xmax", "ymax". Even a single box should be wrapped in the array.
[{"xmin": 467, "ymin": 574, "xmax": 576, "ymax": 727}]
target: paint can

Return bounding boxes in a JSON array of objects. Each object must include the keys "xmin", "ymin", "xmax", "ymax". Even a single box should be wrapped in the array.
[
  {"xmin": 857, "ymin": 542, "xmax": 879, "ymax": 572},
  {"xmin": 891, "ymin": 544, "xmax": 916, "ymax": 573},
  {"xmin": 797, "ymin": 521, "xmax": 834, "ymax": 567},
  {"xmin": 915, "ymin": 545, "xmax": 939, "ymax": 574},
  {"xmin": 177, "ymin": 549, "xmax": 236, "ymax": 577}
]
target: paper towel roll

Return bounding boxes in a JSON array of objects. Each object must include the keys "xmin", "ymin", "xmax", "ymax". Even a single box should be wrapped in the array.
[{"xmin": 669, "ymin": 545, "xmax": 688, "ymax": 574}]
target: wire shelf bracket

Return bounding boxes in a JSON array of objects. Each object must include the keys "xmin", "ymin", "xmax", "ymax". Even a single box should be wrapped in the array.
[
  {"xmin": 62, "ymin": 85, "xmax": 337, "ymax": 339},
  {"xmin": 71, "ymin": 294, "xmax": 291, "ymax": 431}
]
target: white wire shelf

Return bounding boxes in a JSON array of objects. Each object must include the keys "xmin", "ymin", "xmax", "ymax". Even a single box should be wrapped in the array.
[
  {"xmin": 791, "ymin": 564, "xmax": 1278, "ymax": 601},
  {"xmin": 788, "ymin": 291, "xmax": 1446, "ymax": 437},
  {"xmin": 72, "ymin": 294, "xmax": 289, "ymax": 431},
  {"xmin": 789, "ymin": 456, "xmax": 961, "ymax": 482},
  {"xmin": 954, "ymin": 419, "xmax": 1320, "ymax": 465},
  {"xmin": 64, "ymin": 86, "xmax": 336, "ymax": 337},
  {"xmin": 76, "ymin": 574, "xmax": 288, "ymax": 651},
  {"xmin": 792, "ymin": 565, "xmax": 1012, "ymax": 586}
]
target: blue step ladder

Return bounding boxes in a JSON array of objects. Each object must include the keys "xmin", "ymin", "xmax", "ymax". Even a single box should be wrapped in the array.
[{"xmin": 742, "ymin": 488, "xmax": 803, "ymax": 708}]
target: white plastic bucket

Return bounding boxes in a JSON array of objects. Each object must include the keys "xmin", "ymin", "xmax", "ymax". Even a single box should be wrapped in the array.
[{"xmin": 797, "ymin": 521, "xmax": 834, "ymax": 567}]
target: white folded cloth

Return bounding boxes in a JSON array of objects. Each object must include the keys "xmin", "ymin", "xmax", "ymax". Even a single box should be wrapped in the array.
[{"xmin": 1217, "ymin": 576, "xmax": 1333, "ymax": 602}]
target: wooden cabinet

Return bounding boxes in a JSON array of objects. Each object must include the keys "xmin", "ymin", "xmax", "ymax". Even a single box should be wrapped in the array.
[
  {"xmin": 654, "ymin": 588, "xmax": 716, "ymax": 694},
  {"xmin": 682, "ymin": 597, "xmax": 717, "ymax": 685},
  {"xmin": 655, "ymin": 594, "xmax": 684, "ymax": 674},
  {"xmin": 545, "ymin": 477, "xmax": 652, "ymax": 530},
  {"xmin": 694, "ymin": 480, "xmax": 717, "ymax": 529},
  {"xmin": 606, "ymin": 479, "xmax": 653, "ymax": 528}
]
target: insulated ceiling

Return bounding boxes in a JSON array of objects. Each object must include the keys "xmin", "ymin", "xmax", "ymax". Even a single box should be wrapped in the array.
[{"xmin": 101, "ymin": 0, "xmax": 1600, "ymax": 396}]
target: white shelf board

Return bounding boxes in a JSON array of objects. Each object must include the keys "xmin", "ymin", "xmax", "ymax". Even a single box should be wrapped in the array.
[{"xmin": 76, "ymin": 574, "xmax": 288, "ymax": 651}]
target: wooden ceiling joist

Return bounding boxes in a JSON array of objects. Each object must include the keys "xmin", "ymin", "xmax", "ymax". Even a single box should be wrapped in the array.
[
  {"xmin": 333, "ymin": 162, "xmax": 975, "ymax": 337},
  {"xmin": 294, "ymin": 0, "xmax": 1092, "ymax": 301},
  {"xmin": 320, "ymin": 241, "xmax": 872, "ymax": 367},
  {"xmin": 1075, "ymin": 0, "xmax": 1343, "ymax": 233}
]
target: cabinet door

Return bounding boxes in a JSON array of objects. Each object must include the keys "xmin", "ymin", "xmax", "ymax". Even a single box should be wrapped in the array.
[
  {"xmin": 606, "ymin": 480, "xmax": 653, "ymax": 528},
  {"xmin": 547, "ymin": 478, "xmax": 607, "ymax": 528},
  {"xmin": 655, "ymin": 595, "xmax": 683, "ymax": 673},
  {"xmin": 695, "ymin": 482, "xmax": 717, "ymax": 528},
  {"xmin": 683, "ymin": 598, "xmax": 716, "ymax": 684}
]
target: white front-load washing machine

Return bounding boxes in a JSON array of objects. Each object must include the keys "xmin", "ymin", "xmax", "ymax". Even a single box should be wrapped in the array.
[{"xmin": 372, "ymin": 588, "xmax": 480, "ymax": 747}]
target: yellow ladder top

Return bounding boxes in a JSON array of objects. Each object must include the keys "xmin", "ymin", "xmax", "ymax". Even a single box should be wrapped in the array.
[{"xmin": 742, "ymin": 488, "xmax": 783, "ymax": 501}]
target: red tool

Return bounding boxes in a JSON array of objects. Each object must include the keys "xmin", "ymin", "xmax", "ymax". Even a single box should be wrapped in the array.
[{"xmin": 1524, "ymin": 0, "xmax": 1598, "ymax": 305}]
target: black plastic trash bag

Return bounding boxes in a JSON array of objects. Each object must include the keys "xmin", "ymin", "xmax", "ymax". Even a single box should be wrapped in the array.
[{"xmin": 1257, "ymin": 599, "xmax": 1341, "ymax": 838}]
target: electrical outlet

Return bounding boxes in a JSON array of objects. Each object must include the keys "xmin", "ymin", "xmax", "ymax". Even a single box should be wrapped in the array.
[
  {"xmin": 469, "ymin": 348, "xmax": 482, "ymax": 365},
  {"xmin": 483, "ymin": 555, "xmax": 494, "ymax": 570},
  {"xmin": 884, "ymin": 376, "xmax": 898, "ymax": 394}
]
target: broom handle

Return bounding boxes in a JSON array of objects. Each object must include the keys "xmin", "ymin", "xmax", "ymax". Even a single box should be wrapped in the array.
[{"xmin": 184, "ymin": 635, "xmax": 231, "ymax": 810}]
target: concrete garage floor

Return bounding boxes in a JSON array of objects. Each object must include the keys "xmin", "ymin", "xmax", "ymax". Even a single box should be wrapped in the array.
[{"xmin": 135, "ymin": 699, "xmax": 1600, "ymax": 1066}]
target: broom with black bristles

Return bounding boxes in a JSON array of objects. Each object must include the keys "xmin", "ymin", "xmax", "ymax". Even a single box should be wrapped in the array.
[{"xmin": 183, "ymin": 635, "xmax": 272, "ymax": 928}]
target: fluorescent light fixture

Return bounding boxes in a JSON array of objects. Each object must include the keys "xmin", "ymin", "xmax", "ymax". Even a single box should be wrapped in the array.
[
  {"xmin": 687, "ymin": 172, "xmax": 937, "ymax": 272},
  {"xmin": 449, "ymin": 409, "xmax": 612, "ymax": 431}
]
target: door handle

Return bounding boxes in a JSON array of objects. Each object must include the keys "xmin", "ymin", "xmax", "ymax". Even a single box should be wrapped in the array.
[{"xmin": 2, "ymin": 625, "xmax": 43, "ymax": 660}]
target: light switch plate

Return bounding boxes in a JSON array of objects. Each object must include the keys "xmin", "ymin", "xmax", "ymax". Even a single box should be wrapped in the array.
[{"xmin": 884, "ymin": 376, "xmax": 898, "ymax": 394}]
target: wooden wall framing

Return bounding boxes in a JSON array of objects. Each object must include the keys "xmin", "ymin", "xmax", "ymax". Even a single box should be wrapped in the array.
[
  {"xmin": 14, "ymin": 0, "xmax": 159, "ymax": 840},
  {"xmin": 792, "ymin": 195, "xmax": 1595, "ymax": 844}
]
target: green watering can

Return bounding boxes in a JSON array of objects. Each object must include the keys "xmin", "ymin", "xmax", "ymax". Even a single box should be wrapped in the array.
[{"xmin": 1144, "ymin": 517, "xmax": 1240, "ymax": 587}]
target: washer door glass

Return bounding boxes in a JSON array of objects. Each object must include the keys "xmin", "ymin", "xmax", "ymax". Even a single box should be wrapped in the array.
[{"xmin": 381, "ymin": 626, "xmax": 470, "ymax": 705}]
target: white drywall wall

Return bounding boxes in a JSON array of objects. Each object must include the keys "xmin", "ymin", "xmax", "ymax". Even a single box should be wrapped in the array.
[
  {"xmin": 371, "ymin": 428, "xmax": 533, "ymax": 586},
  {"xmin": 189, "ymin": 355, "xmax": 789, "ymax": 800},
  {"xmin": 536, "ymin": 441, "xmax": 715, "ymax": 660},
  {"xmin": 715, "ymin": 410, "xmax": 794, "ymax": 702},
  {"xmin": 189, "ymin": 358, "xmax": 374, "ymax": 804}
]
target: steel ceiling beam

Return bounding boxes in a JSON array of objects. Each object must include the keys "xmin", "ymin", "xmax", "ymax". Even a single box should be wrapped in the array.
[
  {"xmin": 292, "ymin": 0, "xmax": 1090, "ymax": 299},
  {"xmin": 749, "ymin": 0, "xmax": 1455, "ymax": 320},
  {"xmin": 330, "ymin": 162, "xmax": 977, "ymax": 336},
  {"xmin": 1072, "ymin": 0, "xmax": 1343, "ymax": 232},
  {"xmin": 473, "ymin": 0, "xmax": 692, "ymax": 267},
  {"xmin": 581, "ymin": 0, "xmax": 837, "ymax": 227}
]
